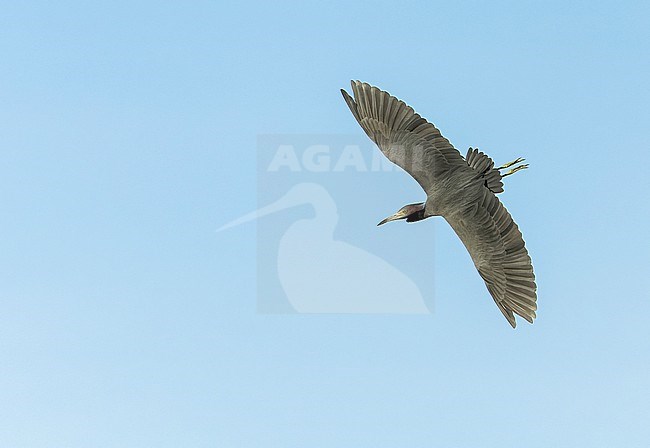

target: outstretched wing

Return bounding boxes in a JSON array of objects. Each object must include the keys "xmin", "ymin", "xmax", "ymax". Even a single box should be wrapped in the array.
[
  {"xmin": 444, "ymin": 187, "xmax": 537, "ymax": 327},
  {"xmin": 341, "ymin": 80, "xmax": 468, "ymax": 193}
]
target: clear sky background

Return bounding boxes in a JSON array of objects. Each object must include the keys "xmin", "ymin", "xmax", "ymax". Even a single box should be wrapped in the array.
[{"xmin": 2, "ymin": 1, "xmax": 649, "ymax": 447}]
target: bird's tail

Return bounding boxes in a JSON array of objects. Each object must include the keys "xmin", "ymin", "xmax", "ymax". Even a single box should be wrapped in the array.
[
  {"xmin": 466, "ymin": 148, "xmax": 529, "ymax": 193},
  {"xmin": 466, "ymin": 147, "xmax": 504, "ymax": 194}
]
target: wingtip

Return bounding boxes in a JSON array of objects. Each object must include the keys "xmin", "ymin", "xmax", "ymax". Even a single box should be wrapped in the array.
[
  {"xmin": 340, "ymin": 86, "xmax": 360, "ymax": 121},
  {"xmin": 351, "ymin": 79, "xmax": 367, "ymax": 90}
]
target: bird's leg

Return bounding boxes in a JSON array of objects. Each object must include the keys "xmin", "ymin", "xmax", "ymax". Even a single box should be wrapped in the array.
[
  {"xmin": 496, "ymin": 157, "xmax": 525, "ymax": 170},
  {"xmin": 501, "ymin": 163, "xmax": 529, "ymax": 177},
  {"xmin": 497, "ymin": 157, "xmax": 529, "ymax": 177}
]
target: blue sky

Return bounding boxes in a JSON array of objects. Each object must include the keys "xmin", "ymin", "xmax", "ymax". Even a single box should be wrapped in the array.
[{"xmin": 1, "ymin": 1, "xmax": 649, "ymax": 447}]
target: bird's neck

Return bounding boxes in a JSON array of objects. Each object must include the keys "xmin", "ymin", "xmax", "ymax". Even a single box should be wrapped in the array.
[{"xmin": 406, "ymin": 204, "xmax": 428, "ymax": 222}]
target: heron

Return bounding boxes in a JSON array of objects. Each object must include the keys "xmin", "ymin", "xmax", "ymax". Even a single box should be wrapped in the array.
[{"xmin": 341, "ymin": 80, "xmax": 537, "ymax": 327}]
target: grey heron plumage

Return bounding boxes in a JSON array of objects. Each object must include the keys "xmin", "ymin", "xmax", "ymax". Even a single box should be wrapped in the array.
[{"xmin": 341, "ymin": 80, "xmax": 537, "ymax": 328}]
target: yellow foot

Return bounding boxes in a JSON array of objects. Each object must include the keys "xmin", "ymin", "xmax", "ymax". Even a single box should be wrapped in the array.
[
  {"xmin": 502, "ymin": 163, "xmax": 529, "ymax": 177},
  {"xmin": 497, "ymin": 157, "xmax": 525, "ymax": 170}
]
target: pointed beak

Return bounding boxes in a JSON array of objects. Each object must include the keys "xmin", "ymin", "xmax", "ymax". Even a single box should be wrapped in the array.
[{"xmin": 377, "ymin": 213, "xmax": 401, "ymax": 226}]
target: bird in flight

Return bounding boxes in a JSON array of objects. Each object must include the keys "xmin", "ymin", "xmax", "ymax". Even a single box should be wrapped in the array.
[{"xmin": 341, "ymin": 80, "xmax": 537, "ymax": 328}]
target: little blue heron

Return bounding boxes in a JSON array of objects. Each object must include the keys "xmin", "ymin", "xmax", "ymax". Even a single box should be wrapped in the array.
[{"xmin": 342, "ymin": 81, "xmax": 537, "ymax": 328}]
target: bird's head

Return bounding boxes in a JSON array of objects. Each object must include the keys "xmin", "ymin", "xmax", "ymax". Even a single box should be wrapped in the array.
[{"xmin": 377, "ymin": 202, "xmax": 426, "ymax": 226}]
